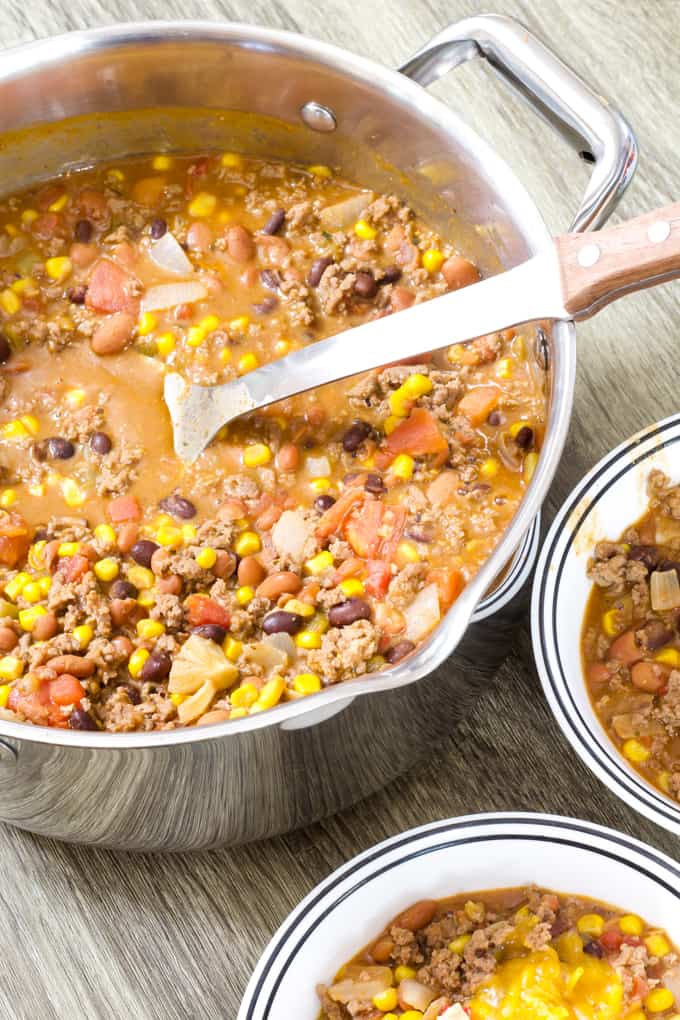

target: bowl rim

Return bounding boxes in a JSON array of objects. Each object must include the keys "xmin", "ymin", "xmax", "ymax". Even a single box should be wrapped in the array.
[
  {"xmin": 0, "ymin": 19, "xmax": 573, "ymax": 748},
  {"xmin": 532, "ymin": 412, "xmax": 680, "ymax": 836},
  {"xmin": 238, "ymin": 810, "xmax": 680, "ymax": 1019}
]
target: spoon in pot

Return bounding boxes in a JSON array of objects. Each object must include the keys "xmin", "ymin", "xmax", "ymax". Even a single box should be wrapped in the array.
[{"xmin": 165, "ymin": 202, "xmax": 680, "ymax": 462}]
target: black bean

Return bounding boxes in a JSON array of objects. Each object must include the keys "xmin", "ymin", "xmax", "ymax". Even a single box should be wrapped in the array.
[
  {"xmin": 262, "ymin": 611, "xmax": 304, "ymax": 636},
  {"xmin": 46, "ymin": 436, "xmax": 75, "ymax": 460},
  {"xmin": 74, "ymin": 219, "xmax": 93, "ymax": 243},
  {"xmin": 67, "ymin": 284, "xmax": 88, "ymax": 305},
  {"xmin": 379, "ymin": 265, "xmax": 402, "ymax": 285},
  {"xmin": 122, "ymin": 683, "xmax": 142, "ymax": 705},
  {"xmin": 583, "ymin": 940, "xmax": 604, "ymax": 959},
  {"xmin": 32, "ymin": 441, "xmax": 47, "ymax": 463},
  {"xmin": 314, "ymin": 494, "xmax": 336, "ymax": 513},
  {"xmin": 365, "ymin": 473, "xmax": 386, "ymax": 495},
  {"xmin": 384, "ymin": 639, "xmax": 416, "ymax": 664},
  {"xmin": 487, "ymin": 410, "xmax": 503, "ymax": 426},
  {"xmin": 192, "ymin": 624, "xmax": 227, "ymax": 644},
  {"xmin": 130, "ymin": 539, "xmax": 159, "ymax": 568},
  {"xmin": 90, "ymin": 431, "xmax": 112, "ymax": 455},
  {"xmin": 262, "ymin": 208, "xmax": 285, "ymax": 235},
  {"xmin": 308, "ymin": 256, "xmax": 333, "ymax": 288},
  {"xmin": 110, "ymin": 579, "xmax": 138, "ymax": 600},
  {"xmin": 68, "ymin": 707, "xmax": 97, "ymax": 730},
  {"xmin": 354, "ymin": 270, "xmax": 377, "ymax": 299},
  {"xmin": 260, "ymin": 269, "xmax": 280, "ymax": 290},
  {"xmin": 0, "ymin": 334, "xmax": 11, "ymax": 364},
  {"xmin": 140, "ymin": 650, "xmax": 172, "ymax": 682},
  {"xmin": 328, "ymin": 598, "xmax": 371, "ymax": 628},
  {"xmin": 629, "ymin": 544, "xmax": 661, "ymax": 571},
  {"xmin": 514, "ymin": 426, "xmax": 534, "ymax": 450},
  {"xmin": 342, "ymin": 420, "xmax": 372, "ymax": 453},
  {"xmin": 159, "ymin": 494, "xmax": 197, "ymax": 520},
  {"xmin": 150, "ymin": 217, "xmax": 167, "ymax": 239},
  {"xmin": 640, "ymin": 619, "xmax": 673, "ymax": 651},
  {"xmin": 252, "ymin": 296, "xmax": 278, "ymax": 315}
]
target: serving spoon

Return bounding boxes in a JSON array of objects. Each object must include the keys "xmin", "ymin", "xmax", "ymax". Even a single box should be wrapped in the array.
[{"xmin": 165, "ymin": 203, "xmax": 680, "ymax": 462}]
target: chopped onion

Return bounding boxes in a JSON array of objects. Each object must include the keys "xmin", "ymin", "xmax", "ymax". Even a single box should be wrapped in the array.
[
  {"xmin": 262, "ymin": 631, "xmax": 296, "ymax": 661},
  {"xmin": 399, "ymin": 978, "xmax": 437, "ymax": 1012},
  {"xmin": 655, "ymin": 515, "xmax": 680, "ymax": 544},
  {"xmin": 662, "ymin": 963, "xmax": 680, "ymax": 1002},
  {"xmin": 246, "ymin": 640, "xmax": 289, "ymax": 674},
  {"xmin": 141, "ymin": 281, "xmax": 207, "ymax": 312},
  {"xmin": 271, "ymin": 509, "xmax": 311, "ymax": 562},
  {"xmin": 404, "ymin": 583, "xmax": 441, "ymax": 642},
  {"xmin": 319, "ymin": 191, "xmax": 374, "ymax": 230},
  {"xmin": 436, "ymin": 1006, "xmax": 468, "ymax": 1020},
  {"xmin": 306, "ymin": 454, "xmax": 331, "ymax": 477},
  {"xmin": 149, "ymin": 231, "xmax": 194, "ymax": 275},
  {"xmin": 328, "ymin": 966, "xmax": 392, "ymax": 1003},
  {"xmin": 650, "ymin": 568, "xmax": 680, "ymax": 611}
]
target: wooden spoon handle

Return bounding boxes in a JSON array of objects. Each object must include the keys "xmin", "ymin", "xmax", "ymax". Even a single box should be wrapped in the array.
[{"xmin": 557, "ymin": 202, "xmax": 680, "ymax": 319}]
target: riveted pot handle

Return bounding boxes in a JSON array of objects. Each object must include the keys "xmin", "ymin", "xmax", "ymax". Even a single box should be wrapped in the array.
[{"xmin": 399, "ymin": 13, "xmax": 637, "ymax": 233}]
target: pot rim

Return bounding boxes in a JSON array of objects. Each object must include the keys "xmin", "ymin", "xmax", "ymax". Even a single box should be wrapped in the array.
[{"xmin": 0, "ymin": 19, "xmax": 574, "ymax": 749}]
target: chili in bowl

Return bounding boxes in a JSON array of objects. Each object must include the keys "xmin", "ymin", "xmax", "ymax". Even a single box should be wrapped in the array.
[{"xmin": 532, "ymin": 414, "xmax": 680, "ymax": 836}]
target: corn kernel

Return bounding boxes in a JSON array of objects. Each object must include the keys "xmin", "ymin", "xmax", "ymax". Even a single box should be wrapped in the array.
[
  {"xmin": 169, "ymin": 692, "xmax": 187, "ymax": 707},
  {"xmin": 231, "ymin": 683, "xmax": 259, "ymax": 708},
  {"xmin": 221, "ymin": 152, "xmax": 243, "ymax": 168},
  {"xmin": 229, "ymin": 707, "xmax": 248, "ymax": 719},
  {"xmin": 152, "ymin": 154, "xmax": 173, "ymax": 170},
  {"xmin": 619, "ymin": 914, "xmax": 644, "ymax": 936},
  {"xmin": 309, "ymin": 477, "xmax": 331, "ymax": 494},
  {"xmin": 136, "ymin": 619, "xmax": 165, "ymax": 640},
  {"xmin": 397, "ymin": 540, "xmax": 421, "ymax": 564},
  {"xmin": 601, "ymin": 609, "xmax": 621, "ymax": 637},
  {"xmin": 128, "ymin": 566, "xmax": 154, "ymax": 590},
  {"xmin": 5, "ymin": 572, "xmax": 31, "ymax": 601},
  {"xmin": 383, "ymin": 415, "xmax": 402, "ymax": 435},
  {"xmin": 658, "ymin": 770, "xmax": 671, "ymax": 793},
  {"xmin": 623, "ymin": 738, "xmax": 650, "ymax": 763},
  {"xmin": 188, "ymin": 191, "xmax": 217, "ymax": 217},
  {"xmin": 137, "ymin": 311, "xmax": 157, "ymax": 336},
  {"xmin": 284, "ymin": 599, "xmax": 315, "ymax": 618},
  {"xmin": 305, "ymin": 551, "xmax": 334, "ymax": 575},
  {"xmin": 295, "ymin": 630, "xmax": 322, "ymax": 649},
  {"xmin": 421, "ymin": 248, "xmax": 445, "ymax": 273},
  {"xmin": 65, "ymin": 388, "xmax": 86, "ymax": 408},
  {"xmin": 28, "ymin": 542, "xmax": 46, "ymax": 570},
  {"xmin": 243, "ymin": 443, "xmax": 272, "ymax": 468},
  {"xmin": 128, "ymin": 648, "xmax": 150, "ymax": 677},
  {"xmin": 645, "ymin": 988, "xmax": 675, "ymax": 1012},
  {"xmin": 61, "ymin": 478, "xmax": 86, "ymax": 508},
  {"xmin": 390, "ymin": 453, "xmax": 414, "ymax": 481},
  {"xmin": 0, "ymin": 420, "xmax": 28, "ymax": 440},
  {"xmin": 11, "ymin": 277, "xmax": 37, "ymax": 295},
  {"xmin": 577, "ymin": 913, "xmax": 604, "ymax": 937},
  {"xmin": 0, "ymin": 489, "xmax": 17, "ymax": 508},
  {"xmin": 655, "ymin": 647, "xmax": 680, "ymax": 667},
  {"xmin": 394, "ymin": 966, "xmax": 417, "ymax": 983},
  {"xmin": 218, "ymin": 347, "xmax": 232, "ymax": 365},
  {"xmin": 94, "ymin": 558, "xmax": 119, "ymax": 582},
  {"xmin": 234, "ymin": 531, "xmax": 261, "ymax": 557},
  {"xmin": 509, "ymin": 420, "xmax": 531, "ymax": 438},
  {"xmin": 255, "ymin": 674, "xmax": 285, "ymax": 710},
  {"xmin": 388, "ymin": 387, "xmax": 412, "ymax": 418},
  {"xmin": 94, "ymin": 524, "xmax": 116, "ymax": 547},
  {"xmin": 180, "ymin": 525, "xmax": 197, "ymax": 544},
  {"xmin": 137, "ymin": 590, "xmax": 156, "ymax": 609},
  {"xmin": 353, "ymin": 218, "xmax": 376, "ymax": 240},
  {"xmin": 48, "ymin": 194, "xmax": 68, "ymax": 213},
  {"xmin": 28, "ymin": 483, "xmax": 45, "ymax": 498},
  {"xmin": 37, "ymin": 576, "xmax": 51, "ymax": 596},
  {"xmin": 223, "ymin": 637, "xmax": 243, "ymax": 662},
  {"xmin": 45, "ymin": 256, "xmax": 72, "ymax": 281},
  {"xmin": 21, "ymin": 582, "xmax": 43, "ymax": 604},
  {"xmin": 479, "ymin": 457, "xmax": 500, "ymax": 480},
  {"xmin": 4, "ymin": 224, "xmax": 17, "ymax": 238},
  {"xmin": 155, "ymin": 525, "xmax": 183, "ymax": 548},
  {"xmin": 156, "ymin": 332, "xmax": 176, "ymax": 357},
  {"xmin": 449, "ymin": 934, "xmax": 471, "ymax": 954},
  {"xmin": 20, "ymin": 415, "xmax": 39, "ymax": 436},
  {"xmin": 524, "ymin": 452, "xmax": 539, "ymax": 483},
  {"xmin": 19, "ymin": 606, "xmax": 47, "ymax": 631},
  {"xmin": 237, "ymin": 352, "xmax": 258, "ymax": 374},
  {"xmin": 0, "ymin": 289, "xmax": 20, "ymax": 315},
  {"xmin": 293, "ymin": 672, "xmax": 322, "ymax": 695},
  {"xmin": 0, "ymin": 683, "xmax": 11, "ymax": 708},
  {"xmin": 274, "ymin": 339, "xmax": 290, "ymax": 357},
  {"xmin": 196, "ymin": 547, "xmax": 218, "ymax": 570},
  {"xmin": 21, "ymin": 208, "xmax": 38, "ymax": 224},
  {"xmin": 339, "ymin": 579, "xmax": 365, "ymax": 598},
  {"xmin": 236, "ymin": 585, "xmax": 254, "ymax": 605},
  {"xmin": 57, "ymin": 542, "xmax": 80, "ymax": 558},
  {"xmin": 373, "ymin": 988, "xmax": 398, "ymax": 1011},
  {"xmin": 0, "ymin": 656, "xmax": 23, "ymax": 681},
  {"xmin": 199, "ymin": 314, "xmax": 220, "ymax": 334},
  {"xmin": 308, "ymin": 164, "xmax": 332, "ymax": 178},
  {"xmin": 645, "ymin": 933, "xmax": 671, "ymax": 958},
  {"xmin": 73, "ymin": 624, "xmax": 93, "ymax": 649},
  {"xmin": 187, "ymin": 326, "xmax": 206, "ymax": 348},
  {"xmin": 229, "ymin": 315, "xmax": 251, "ymax": 334},
  {"xmin": 496, "ymin": 358, "xmax": 513, "ymax": 379},
  {"xmin": 400, "ymin": 1012, "xmax": 424, "ymax": 1020},
  {"xmin": 107, "ymin": 168, "xmax": 125, "ymax": 183}
]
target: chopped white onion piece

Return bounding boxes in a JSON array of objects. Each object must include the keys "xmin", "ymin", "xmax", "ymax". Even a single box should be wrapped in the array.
[
  {"xmin": 328, "ymin": 966, "xmax": 392, "ymax": 1003},
  {"xmin": 404, "ymin": 583, "xmax": 441, "ymax": 642},
  {"xmin": 246, "ymin": 640, "xmax": 289, "ymax": 674},
  {"xmin": 663, "ymin": 963, "xmax": 680, "ymax": 1002},
  {"xmin": 149, "ymin": 231, "xmax": 194, "ymax": 275},
  {"xmin": 271, "ymin": 509, "xmax": 310, "ymax": 562},
  {"xmin": 262, "ymin": 631, "xmax": 296, "ymax": 662},
  {"xmin": 398, "ymin": 978, "xmax": 437, "ymax": 1012},
  {"xmin": 319, "ymin": 191, "xmax": 374, "ymax": 230},
  {"xmin": 655, "ymin": 515, "xmax": 680, "ymax": 543},
  {"xmin": 650, "ymin": 569, "xmax": 680, "ymax": 612},
  {"xmin": 141, "ymin": 281, "xmax": 207, "ymax": 312},
  {"xmin": 306, "ymin": 454, "xmax": 331, "ymax": 478}
]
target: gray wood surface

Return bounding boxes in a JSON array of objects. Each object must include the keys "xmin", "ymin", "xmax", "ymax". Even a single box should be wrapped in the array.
[{"xmin": 0, "ymin": 1, "xmax": 677, "ymax": 1017}]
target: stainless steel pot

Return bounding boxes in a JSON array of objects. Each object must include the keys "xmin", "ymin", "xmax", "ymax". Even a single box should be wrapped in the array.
[{"xmin": 0, "ymin": 15, "xmax": 636, "ymax": 850}]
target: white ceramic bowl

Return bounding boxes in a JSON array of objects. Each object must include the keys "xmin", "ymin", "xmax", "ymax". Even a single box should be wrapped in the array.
[
  {"xmin": 238, "ymin": 812, "xmax": 680, "ymax": 1018},
  {"xmin": 532, "ymin": 414, "xmax": 680, "ymax": 837}
]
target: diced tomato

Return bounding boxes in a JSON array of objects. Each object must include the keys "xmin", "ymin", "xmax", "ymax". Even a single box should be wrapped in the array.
[
  {"xmin": 86, "ymin": 259, "xmax": 137, "ymax": 314},
  {"xmin": 332, "ymin": 558, "xmax": 365, "ymax": 584},
  {"xmin": 456, "ymin": 385, "xmax": 501, "ymax": 426},
  {"xmin": 8, "ymin": 680, "xmax": 66, "ymax": 727},
  {"xmin": 59, "ymin": 554, "xmax": 91, "ymax": 583},
  {"xmin": 345, "ymin": 500, "xmax": 384, "ymax": 558},
  {"xmin": 378, "ymin": 408, "xmax": 448, "ymax": 466},
  {"xmin": 599, "ymin": 929, "xmax": 624, "ymax": 952},
  {"xmin": 428, "ymin": 567, "xmax": 465, "ymax": 610},
  {"xmin": 315, "ymin": 488, "xmax": 365, "ymax": 539},
  {"xmin": 631, "ymin": 974, "xmax": 649, "ymax": 1000},
  {"xmin": 107, "ymin": 495, "xmax": 141, "ymax": 523},
  {"xmin": 0, "ymin": 510, "xmax": 30, "ymax": 567},
  {"xmin": 365, "ymin": 560, "xmax": 391, "ymax": 599},
  {"xmin": 379, "ymin": 506, "xmax": 406, "ymax": 563},
  {"xmin": 49, "ymin": 675, "xmax": 84, "ymax": 707},
  {"xmin": 185, "ymin": 594, "xmax": 231, "ymax": 629}
]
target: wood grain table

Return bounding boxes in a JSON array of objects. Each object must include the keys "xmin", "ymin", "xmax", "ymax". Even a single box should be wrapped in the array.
[{"xmin": 0, "ymin": 1, "xmax": 677, "ymax": 1017}]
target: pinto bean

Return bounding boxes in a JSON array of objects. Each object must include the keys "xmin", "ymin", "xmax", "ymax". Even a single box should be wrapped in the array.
[
  {"xmin": 631, "ymin": 660, "xmax": 669, "ymax": 692},
  {"xmin": 218, "ymin": 498, "xmax": 247, "ymax": 522},
  {"xmin": 77, "ymin": 188, "xmax": 111, "ymax": 225},
  {"xmin": 110, "ymin": 598, "xmax": 141, "ymax": 628},
  {"xmin": 255, "ymin": 505, "xmax": 283, "ymax": 531},
  {"xmin": 32, "ymin": 612, "xmax": 58, "ymax": 641},
  {"xmin": 609, "ymin": 629, "xmax": 642, "ymax": 665},
  {"xmin": 225, "ymin": 224, "xmax": 255, "ymax": 263},
  {"xmin": 70, "ymin": 242, "xmax": 98, "ymax": 267},
  {"xmin": 238, "ymin": 556, "xmax": 266, "ymax": 587},
  {"xmin": 116, "ymin": 523, "xmax": 139, "ymax": 554},
  {"xmin": 150, "ymin": 547, "xmax": 171, "ymax": 576},
  {"xmin": 196, "ymin": 709, "xmax": 231, "ymax": 726},
  {"xmin": 395, "ymin": 899, "xmax": 438, "ymax": 931},
  {"xmin": 256, "ymin": 571, "xmax": 302, "ymax": 600},
  {"xmin": 43, "ymin": 540, "xmax": 62, "ymax": 572},
  {"xmin": 212, "ymin": 550, "xmax": 237, "ymax": 580},
  {"xmin": 91, "ymin": 311, "xmax": 135, "ymax": 355},
  {"xmin": 390, "ymin": 286, "xmax": 415, "ymax": 312},
  {"xmin": 638, "ymin": 619, "xmax": 673, "ymax": 650},
  {"xmin": 158, "ymin": 574, "xmax": 182, "ymax": 595},
  {"xmin": 186, "ymin": 221, "xmax": 213, "ymax": 252},
  {"xmin": 371, "ymin": 938, "xmax": 395, "ymax": 963},
  {"xmin": 0, "ymin": 626, "xmax": 17, "ymax": 651},
  {"xmin": 277, "ymin": 443, "xmax": 299, "ymax": 471},
  {"xmin": 46, "ymin": 654, "xmax": 95, "ymax": 678},
  {"xmin": 256, "ymin": 235, "xmax": 290, "ymax": 267},
  {"xmin": 442, "ymin": 254, "xmax": 480, "ymax": 290},
  {"xmin": 112, "ymin": 635, "xmax": 133, "ymax": 658}
]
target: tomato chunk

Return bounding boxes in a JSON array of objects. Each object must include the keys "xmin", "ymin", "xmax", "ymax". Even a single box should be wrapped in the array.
[
  {"xmin": 58, "ymin": 554, "xmax": 91, "ymax": 583},
  {"xmin": 185, "ymin": 594, "xmax": 231, "ymax": 629},
  {"xmin": 316, "ymin": 488, "xmax": 365, "ymax": 539},
  {"xmin": 456, "ymin": 385, "xmax": 501, "ymax": 426},
  {"xmin": 0, "ymin": 510, "xmax": 30, "ymax": 567},
  {"xmin": 107, "ymin": 495, "xmax": 142, "ymax": 523},
  {"xmin": 365, "ymin": 560, "xmax": 391, "ymax": 599},
  {"xmin": 49, "ymin": 675, "xmax": 84, "ymax": 707},
  {"xmin": 379, "ymin": 407, "xmax": 448, "ymax": 463},
  {"xmin": 428, "ymin": 567, "xmax": 465, "ymax": 610},
  {"xmin": 345, "ymin": 500, "xmax": 384, "ymax": 558},
  {"xmin": 86, "ymin": 258, "xmax": 138, "ymax": 314}
]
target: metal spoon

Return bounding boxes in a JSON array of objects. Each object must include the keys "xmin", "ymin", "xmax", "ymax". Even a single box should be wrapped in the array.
[{"xmin": 165, "ymin": 202, "xmax": 680, "ymax": 462}]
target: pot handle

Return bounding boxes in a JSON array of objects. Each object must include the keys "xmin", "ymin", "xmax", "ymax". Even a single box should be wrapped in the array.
[{"xmin": 399, "ymin": 13, "xmax": 637, "ymax": 232}]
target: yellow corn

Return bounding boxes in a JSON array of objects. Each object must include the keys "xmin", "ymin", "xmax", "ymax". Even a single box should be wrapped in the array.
[
  {"xmin": 62, "ymin": 478, "xmax": 86, "ymax": 507},
  {"xmin": 401, "ymin": 373, "xmax": 432, "ymax": 400},
  {"xmin": 73, "ymin": 624, "xmax": 93, "ymax": 649},
  {"xmin": 58, "ymin": 542, "xmax": 80, "ymax": 558},
  {"xmin": 354, "ymin": 218, "xmax": 376, "ymax": 240},
  {"xmin": 65, "ymin": 388, "xmax": 86, "ymax": 408},
  {"xmin": 106, "ymin": 168, "xmax": 125, "ymax": 183},
  {"xmin": 137, "ymin": 590, "xmax": 156, "ymax": 609},
  {"xmin": 128, "ymin": 566, "xmax": 154, "ymax": 590},
  {"xmin": 48, "ymin": 194, "xmax": 68, "ymax": 213},
  {"xmin": 152, "ymin": 154, "xmax": 173, "ymax": 170},
  {"xmin": 293, "ymin": 673, "xmax": 322, "ymax": 695},
  {"xmin": 0, "ymin": 419, "xmax": 28, "ymax": 439},
  {"xmin": 45, "ymin": 256, "xmax": 72, "ymax": 281},
  {"xmin": 0, "ymin": 489, "xmax": 17, "ymax": 508},
  {"xmin": 577, "ymin": 913, "xmax": 605, "ymax": 937},
  {"xmin": 28, "ymin": 483, "xmax": 45, "ymax": 498},
  {"xmin": 601, "ymin": 609, "xmax": 621, "ymax": 637},
  {"xmin": 198, "ymin": 314, "xmax": 220, "ymax": 334},
  {"xmin": 188, "ymin": 192, "xmax": 217, "ymax": 217},
  {"xmin": 524, "ymin": 452, "xmax": 539, "ymax": 483},
  {"xmin": 388, "ymin": 388, "xmax": 411, "ymax": 418},
  {"xmin": 623, "ymin": 738, "xmax": 650, "ymax": 763},
  {"xmin": 136, "ymin": 619, "xmax": 165, "ymax": 640},
  {"xmin": 156, "ymin": 332, "xmax": 176, "ymax": 357},
  {"xmin": 274, "ymin": 339, "xmax": 290, "ymax": 357},
  {"xmin": 0, "ymin": 289, "xmax": 20, "ymax": 315},
  {"xmin": 304, "ymin": 551, "xmax": 334, "ymax": 575},
  {"xmin": 645, "ymin": 989, "xmax": 675, "ymax": 1013},
  {"xmin": 619, "ymin": 914, "xmax": 644, "ymax": 936},
  {"xmin": 394, "ymin": 966, "xmax": 417, "ymax": 983},
  {"xmin": 11, "ymin": 277, "xmax": 37, "ymax": 295},
  {"xmin": 21, "ymin": 582, "xmax": 43, "ymax": 604},
  {"xmin": 128, "ymin": 648, "xmax": 150, "ymax": 678},
  {"xmin": 0, "ymin": 656, "xmax": 23, "ymax": 681},
  {"xmin": 4, "ymin": 225, "xmax": 17, "ymax": 238},
  {"xmin": 390, "ymin": 453, "xmax": 414, "ymax": 481},
  {"xmin": 496, "ymin": 358, "xmax": 513, "ymax": 379},
  {"xmin": 400, "ymin": 1013, "xmax": 424, "ymax": 1020},
  {"xmin": 21, "ymin": 208, "xmax": 38, "ymax": 224},
  {"xmin": 218, "ymin": 347, "xmax": 232, "ymax": 365},
  {"xmin": 421, "ymin": 248, "xmax": 445, "ymax": 273},
  {"xmin": 384, "ymin": 415, "xmax": 402, "ymax": 435},
  {"xmin": 137, "ymin": 312, "xmax": 157, "ymax": 336},
  {"xmin": 231, "ymin": 683, "xmax": 259, "ymax": 709},
  {"xmin": 237, "ymin": 352, "xmax": 258, "ymax": 374},
  {"xmin": 155, "ymin": 525, "xmax": 183, "ymax": 548},
  {"xmin": 449, "ymin": 934, "xmax": 471, "ymax": 955},
  {"xmin": 181, "ymin": 524, "xmax": 197, "ymax": 544},
  {"xmin": 509, "ymin": 420, "xmax": 531, "ymax": 438},
  {"xmin": 93, "ymin": 558, "xmax": 119, "ymax": 582},
  {"xmin": 658, "ymin": 770, "xmax": 671, "ymax": 793},
  {"xmin": 309, "ymin": 477, "xmax": 331, "ymax": 494},
  {"xmin": 236, "ymin": 585, "xmax": 254, "ymax": 605},
  {"xmin": 5, "ymin": 573, "xmax": 31, "ymax": 600},
  {"xmin": 28, "ymin": 542, "xmax": 46, "ymax": 570},
  {"xmin": 0, "ymin": 683, "xmax": 11, "ymax": 708},
  {"xmin": 479, "ymin": 457, "xmax": 500, "ymax": 480},
  {"xmin": 37, "ymin": 577, "xmax": 51, "ymax": 596},
  {"xmin": 243, "ymin": 443, "xmax": 272, "ymax": 468},
  {"xmin": 187, "ymin": 325, "xmax": 206, "ymax": 348},
  {"xmin": 223, "ymin": 637, "xmax": 243, "ymax": 662},
  {"xmin": 339, "ymin": 579, "xmax": 365, "ymax": 598},
  {"xmin": 372, "ymin": 988, "xmax": 398, "ymax": 1012},
  {"xmin": 195, "ymin": 547, "xmax": 217, "ymax": 570},
  {"xmin": 94, "ymin": 524, "xmax": 116, "ymax": 547},
  {"xmin": 308, "ymin": 164, "xmax": 331, "ymax": 178},
  {"xmin": 229, "ymin": 315, "xmax": 251, "ymax": 334},
  {"xmin": 397, "ymin": 540, "xmax": 421, "ymax": 564},
  {"xmin": 20, "ymin": 415, "xmax": 39, "ymax": 436},
  {"xmin": 255, "ymin": 674, "xmax": 285, "ymax": 710},
  {"xmin": 295, "ymin": 630, "xmax": 322, "ymax": 650},
  {"xmin": 645, "ymin": 933, "xmax": 671, "ymax": 958},
  {"xmin": 234, "ymin": 531, "xmax": 261, "ymax": 557},
  {"xmin": 284, "ymin": 599, "xmax": 315, "ymax": 618},
  {"xmin": 655, "ymin": 647, "xmax": 680, "ymax": 667},
  {"xmin": 18, "ymin": 606, "xmax": 47, "ymax": 631},
  {"xmin": 229, "ymin": 707, "xmax": 248, "ymax": 719},
  {"xmin": 221, "ymin": 152, "xmax": 243, "ymax": 168},
  {"xmin": 170, "ymin": 692, "xmax": 187, "ymax": 707}
]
